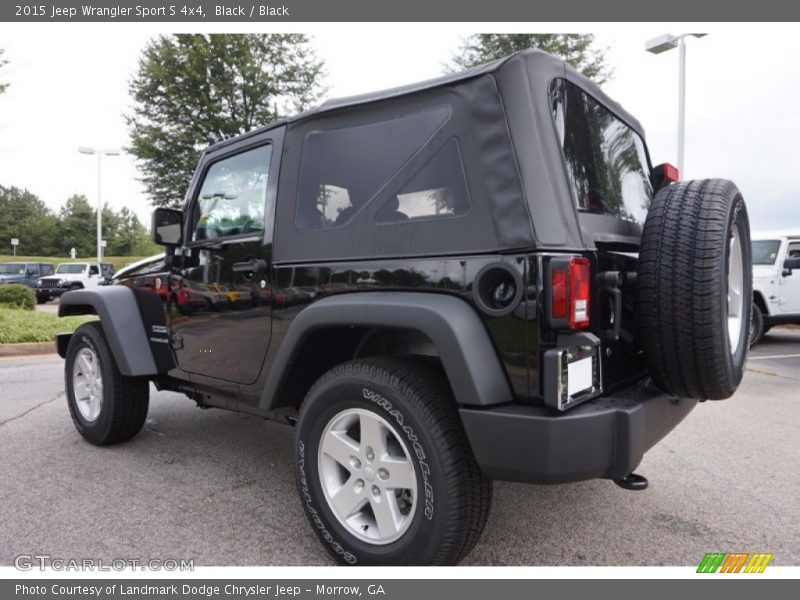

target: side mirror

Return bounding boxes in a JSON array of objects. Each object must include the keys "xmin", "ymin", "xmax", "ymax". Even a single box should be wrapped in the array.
[
  {"xmin": 152, "ymin": 208, "xmax": 184, "ymax": 247},
  {"xmin": 782, "ymin": 256, "xmax": 800, "ymax": 276}
]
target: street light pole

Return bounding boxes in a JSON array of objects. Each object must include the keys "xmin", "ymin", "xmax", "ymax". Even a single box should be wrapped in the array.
[
  {"xmin": 645, "ymin": 33, "xmax": 706, "ymax": 178},
  {"xmin": 96, "ymin": 152, "xmax": 102, "ymax": 264},
  {"xmin": 677, "ymin": 36, "xmax": 686, "ymax": 176},
  {"xmin": 79, "ymin": 146, "xmax": 120, "ymax": 263}
]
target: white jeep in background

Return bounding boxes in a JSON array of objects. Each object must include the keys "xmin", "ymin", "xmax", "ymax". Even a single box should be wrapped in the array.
[
  {"xmin": 751, "ymin": 232, "xmax": 800, "ymax": 345},
  {"xmin": 35, "ymin": 261, "xmax": 114, "ymax": 303}
]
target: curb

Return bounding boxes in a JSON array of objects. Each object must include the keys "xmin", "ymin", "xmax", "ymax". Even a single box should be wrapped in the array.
[{"xmin": 0, "ymin": 342, "xmax": 56, "ymax": 357}]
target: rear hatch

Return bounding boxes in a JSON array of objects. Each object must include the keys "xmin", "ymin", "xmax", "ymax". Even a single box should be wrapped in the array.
[{"xmin": 549, "ymin": 78, "xmax": 652, "ymax": 391}]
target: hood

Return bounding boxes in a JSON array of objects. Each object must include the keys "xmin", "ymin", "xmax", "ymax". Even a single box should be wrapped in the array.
[
  {"xmin": 44, "ymin": 273, "xmax": 80, "ymax": 281},
  {"xmin": 753, "ymin": 264, "xmax": 778, "ymax": 278},
  {"xmin": 0, "ymin": 275, "xmax": 25, "ymax": 283}
]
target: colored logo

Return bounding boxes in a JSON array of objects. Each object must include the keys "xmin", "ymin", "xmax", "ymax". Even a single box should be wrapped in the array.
[{"xmin": 697, "ymin": 552, "xmax": 773, "ymax": 573}]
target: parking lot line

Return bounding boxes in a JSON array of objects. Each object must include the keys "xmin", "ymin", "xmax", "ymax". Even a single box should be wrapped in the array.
[{"xmin": 748, "ymin": 353, "xmax": 800, "ymax": 360}]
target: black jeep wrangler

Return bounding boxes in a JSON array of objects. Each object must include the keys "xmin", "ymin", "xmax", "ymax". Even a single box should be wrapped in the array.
[{"xmin": 55, "ymin": 51, "xmax": 752, "ymax": 566}]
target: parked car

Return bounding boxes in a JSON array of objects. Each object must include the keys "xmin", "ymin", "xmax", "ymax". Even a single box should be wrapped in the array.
[
  {"xmin": 55, "ymin": 51, "xmax": 752, "ymax": 566},
  {"xmin": 36, "ymin": 261, "xmax": 113, "ymax": 302},
  {"xmin": 750, "ymin": 231, "xmax": 800, "ymax": 344},
  {"xmin": 0, "ymin": 262, "xmax": 54, "ymax": 296}
]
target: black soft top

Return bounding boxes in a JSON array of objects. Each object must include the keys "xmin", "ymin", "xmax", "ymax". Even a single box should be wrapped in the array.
[
  {"xmin": 208, "ymin": 51, "xmax": 644, "ymax": 152},
  {"xmin": 204, "ymin": 51, "xmax": 648, "ymax": 261}
]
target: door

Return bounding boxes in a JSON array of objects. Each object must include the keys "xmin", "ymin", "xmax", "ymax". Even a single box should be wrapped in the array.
[
  {"xmin": 170, "ymin": 136, "xmax": 281, "ymax": 385},
  {"xmin": 779, "ymin": 241, "xmax": 800, "ymax": 314}
]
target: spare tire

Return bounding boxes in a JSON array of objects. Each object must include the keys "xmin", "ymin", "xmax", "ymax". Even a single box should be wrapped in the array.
[{"xmin": 637, "ymin": 179, "xmax": 751, "ymax": 399}]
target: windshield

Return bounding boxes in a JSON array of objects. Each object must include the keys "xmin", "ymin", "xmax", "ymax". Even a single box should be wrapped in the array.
[
  {"xmin": 0, "ymin": 263, "xmax": 25, "ymax": 275},
  {"xmin": 752, "ymin": 240, "xmax": 781, "ymax": 265},
  {"xmin": 551, "ymin": 79, "xmax": 652, "ymax": 225},
  {"xmin": 56, "ymin": 264, "xmax": 87, "ymax": 274}
]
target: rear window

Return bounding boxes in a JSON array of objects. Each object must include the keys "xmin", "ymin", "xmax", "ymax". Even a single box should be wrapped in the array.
[
  {"xmin": 752, "ymin": 240, "xmax": 781, "ymax": 265},
  {"xmin": 550, "ymin": 79, "xmax": 652, "ymax": 224}
]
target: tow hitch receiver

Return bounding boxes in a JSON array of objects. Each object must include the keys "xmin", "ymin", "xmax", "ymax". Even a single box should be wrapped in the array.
[{"xmin": 614, "ymin": 473, "xmax": 649, "ymax": 491}]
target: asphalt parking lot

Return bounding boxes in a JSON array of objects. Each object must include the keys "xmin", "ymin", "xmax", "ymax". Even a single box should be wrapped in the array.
[{"xmin": 1, "ymin": 329, "xmax": 798, "ymax": 567}]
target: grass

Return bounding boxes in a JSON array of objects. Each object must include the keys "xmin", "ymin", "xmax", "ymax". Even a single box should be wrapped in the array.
[
  {"xmin": 0, "ymin": 307, "xmax": 97, "ymax": 344},
  {"xmin": 0, "ymin": 254, "xmax": 155, "ymax": 271}
]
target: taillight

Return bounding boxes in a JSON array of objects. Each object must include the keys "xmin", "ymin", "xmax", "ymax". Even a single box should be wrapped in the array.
[
  {"xmin": 568, "ymin": 257, "xmax": 590, "ymax": 329},
  {"xmin": 548, "ymin": 256, "xmax": 591, "ymax": 330},
  {"xmin": 551, "ymin": 269, "xmax": 567, "ymax": 319},
  {"xmin": 663, "ymin": 162, "xmax": 680, "ymax": 182}
]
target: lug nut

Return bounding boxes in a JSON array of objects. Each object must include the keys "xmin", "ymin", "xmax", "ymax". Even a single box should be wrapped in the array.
[
  {"xmin": 351, "ymin": 456, "xmax": 362, "ymax": 469},
  {"xmin": 378, "ymin": 468, "xmax": 389, "ymax": 480},
  {"xmin": 355, "ymin": 479, "xmax": 364, "ymax": 490},
  {"xmin": 372, "ymin": 485, "xmax": 380, "ymax": 497},
  {"xmin": 366, "ymin": 447, "xmax": 375, "ymax": 462}
]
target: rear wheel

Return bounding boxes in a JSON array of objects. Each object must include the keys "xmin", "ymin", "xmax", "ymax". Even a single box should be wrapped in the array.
[
  {"xmin": 65, "ymin": 322, "xmax": 149, "ymax": 445},
  {"xmin": 293, "ymin": 358, "xmax": 492, "ymax": 566},
  {"xmin": 637, "ymin": 179, "xmax": 752, "ymax": 399}
]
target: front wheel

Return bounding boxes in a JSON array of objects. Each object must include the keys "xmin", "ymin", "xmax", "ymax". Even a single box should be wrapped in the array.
[
  {"xmin": 293, "ymin": 358, "xmax": 492, "ymax": 566},
  {"xmin": 65, "ymin": 322, "xmax": 149, "ymax": 445}
]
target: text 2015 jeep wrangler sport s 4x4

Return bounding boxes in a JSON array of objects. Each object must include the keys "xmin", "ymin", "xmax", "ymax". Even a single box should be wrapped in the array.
[{"xmin": 55, "ymin": 51, "xmax": 752, "ymax": 566}]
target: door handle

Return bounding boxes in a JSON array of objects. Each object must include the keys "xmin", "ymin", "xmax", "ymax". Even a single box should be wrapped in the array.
[{"xmin": 232, "ymin": 259, "xmax": 267, "ymax": 273}]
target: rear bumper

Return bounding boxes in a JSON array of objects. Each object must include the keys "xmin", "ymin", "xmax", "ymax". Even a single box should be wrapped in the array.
[{"xmin": 460, "ymin": 379, "xmax": 697, "ymax": 484}]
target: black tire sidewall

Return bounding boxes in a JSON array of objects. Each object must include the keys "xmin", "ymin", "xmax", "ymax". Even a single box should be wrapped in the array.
[
  {"xmin": 294, "ymin": 373, "xmax": 444, "ymax": 566},
  {"xmin": 65, "ymin": 325, "xmax": 115, "ymax": 444},
  {"xmin": 721, "ymin": 194, "xmax": 752, "ymax": 385},
  {"xmin": 750, "ymin": 303, "xmax": 764, "ymax": 347}
]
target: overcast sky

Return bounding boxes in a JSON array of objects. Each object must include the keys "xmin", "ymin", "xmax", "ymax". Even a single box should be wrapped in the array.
[{"xmin": 0, "ymin": 23, "xmax": 798, "ymax": 237}]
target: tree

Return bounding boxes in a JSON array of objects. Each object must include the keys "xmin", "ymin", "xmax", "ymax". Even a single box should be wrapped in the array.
[
  {"xmin": 0, "ymin": 48, "xmax": 8, "ymax": 95},
  {"xmin": 106, "ymin": 207, "xmax": 157, "ymax": 256},
  {"xmin": 58, "ymin": 195, "xmax": 96, "ymax": 257},
  {"xmin": 448, "ymin": 34, "xmax": 611, "ymax": 83},
  {"xmin": 127, "ymin": 34, "xmax": 326, "ymax": 208},
  {"xmin": 0, "ymin": 186, "xmax": 59, "ymax": 255}
]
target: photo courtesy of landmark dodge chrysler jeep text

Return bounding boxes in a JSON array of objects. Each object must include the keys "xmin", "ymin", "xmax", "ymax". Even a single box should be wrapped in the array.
[{"xmin": 54, "ymin": 51, "xmax": 752, "ymax": 566}]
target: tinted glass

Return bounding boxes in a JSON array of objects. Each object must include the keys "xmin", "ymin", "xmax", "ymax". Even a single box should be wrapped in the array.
[
  {"xmin": 752, "ymin": 240, "xmax": 781, "ymax": 265},
  {"xmin": 192, "ymin": 144, "xmax": 272, "ymax": 242},
  {"xmin": 375, "ymin": 139, "xmax": 471, "ymax": 224},
  {"xmin": 0, "ymin": 263, "xmax": 24, "ymax": 275},
  {"xmin": 57, "ymin": 264, "xmax": 86, "ymax": 274},
  {"xmin": 295, "ymin": 107, "xmax": 450, "ymax": 231},
  {"xmin": 551, "ymin": 79, "xmax": 652, "ymax": 224}
]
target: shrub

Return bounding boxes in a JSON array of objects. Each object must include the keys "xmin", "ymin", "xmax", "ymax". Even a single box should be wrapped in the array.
[{"xmin": 0, "ymin": 284, "xmax": 36, "ymax": 310}]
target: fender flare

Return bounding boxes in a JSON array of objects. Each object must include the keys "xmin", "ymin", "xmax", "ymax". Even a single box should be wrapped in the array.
[
  {"xmin": 58, "ymin": 286, "xmax": 161, "ymax": 376},
  {"xmin": 259, "ymin": 291, "xmax": 515, "ymax": 410}
]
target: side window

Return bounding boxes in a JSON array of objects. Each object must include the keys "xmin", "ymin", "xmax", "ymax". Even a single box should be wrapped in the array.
[
  {"xmin": 88, "ymin": 265, "xmax": 99, "ymax": 276},
  {"xmin": 192, "ymin": 144, "xmax": 272, "ymax": 242},
  {"xmin": 375, "ymin": 139, "xmax": 471, "ymax": 224},
  {"xmin": 41, "ymin": 265, "xmax": 54, "ymax": 276},
  {"xmin": 788, "ymin": 243, "xmax": 800, "ymax": 258},
  {"xmin": 295, "ymin": 107, "xmax": 451, "ymax": 231},
  {"xmin": 27, "ymin": 264, "xmax": 39, "ymax": 276}
]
